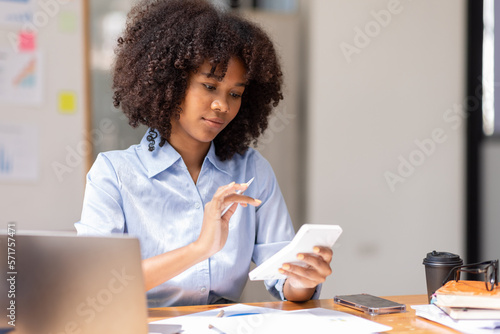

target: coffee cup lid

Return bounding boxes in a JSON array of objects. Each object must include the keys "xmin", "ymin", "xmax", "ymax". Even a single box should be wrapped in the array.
[{"xmin": 423, "ymin": 250, "xmax": 463, "ymax": 266}]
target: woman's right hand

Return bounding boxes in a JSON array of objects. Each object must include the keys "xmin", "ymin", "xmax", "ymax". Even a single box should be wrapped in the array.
[{"xmin": 193, "ymin": 181, "xmax": 261, "ymax": 257}]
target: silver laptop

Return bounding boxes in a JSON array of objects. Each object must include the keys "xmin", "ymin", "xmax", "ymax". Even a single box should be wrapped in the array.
[{"xmin": 0, "ymin": 231, "xmax": 180, "ymax": 334}]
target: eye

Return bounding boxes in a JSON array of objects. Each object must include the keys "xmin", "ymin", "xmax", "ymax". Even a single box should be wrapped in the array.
[
  {"xmin": 203, "ymin": 83, "xmax": 216, "ymax": 91},
  {"xmin": 230, "ymin": 92, "xmax": 242, "ymax": 99}
]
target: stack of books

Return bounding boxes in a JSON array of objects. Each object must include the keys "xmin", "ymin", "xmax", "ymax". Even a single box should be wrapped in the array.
[{"xmin": 432, "ymin": 280, "xmax": 500, "ymax": 320}]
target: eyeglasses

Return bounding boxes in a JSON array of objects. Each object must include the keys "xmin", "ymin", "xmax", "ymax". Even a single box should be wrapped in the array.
[{"xmin": 443, "ymin": 260, "xmax": 499, "ymax": 291}]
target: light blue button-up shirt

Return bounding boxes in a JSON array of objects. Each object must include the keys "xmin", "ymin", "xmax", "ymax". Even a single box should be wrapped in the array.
[{"xmin": 75, "ymin": 130, "xmax": 313, "ymax": 307}]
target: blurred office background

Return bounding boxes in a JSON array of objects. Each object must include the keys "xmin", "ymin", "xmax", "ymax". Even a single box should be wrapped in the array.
[{"xmin": 0, "ymin": 0, "xmax": 498, "ymax": 301}]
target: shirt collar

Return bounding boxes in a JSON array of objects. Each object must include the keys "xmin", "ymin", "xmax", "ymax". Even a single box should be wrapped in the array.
[
  {"xmin": 139, "ymin": 129, "xmax": 231, "ymax": 178},
  {"xmin": 205, "ymin": 142, "xmax": 231, "ymax": 177}
]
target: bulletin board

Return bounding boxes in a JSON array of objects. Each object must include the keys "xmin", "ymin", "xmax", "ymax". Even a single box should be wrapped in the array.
[{"xmin": 0, "ymin": 0, "xmax": 90, "ymax": 231}]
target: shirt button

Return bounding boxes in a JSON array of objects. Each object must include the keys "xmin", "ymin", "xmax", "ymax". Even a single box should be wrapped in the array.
[
  {"xmin": 195, "ymin": 202, "xmax": 201, "ymax": 209},
  {"xmin": 200, "ymin": 286, "xmax": 207, "ymax": 293}
]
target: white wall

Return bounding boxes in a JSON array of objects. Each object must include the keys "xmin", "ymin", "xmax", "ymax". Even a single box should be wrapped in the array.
[{"xmin": 306, "ymin": 0, "xmax": 466, "ymax": 297}]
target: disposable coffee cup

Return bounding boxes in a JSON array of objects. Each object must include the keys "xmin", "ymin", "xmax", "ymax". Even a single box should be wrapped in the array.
[{"xmin": 423, "ymin": 251, "xmax": 463, "ymax": 303}]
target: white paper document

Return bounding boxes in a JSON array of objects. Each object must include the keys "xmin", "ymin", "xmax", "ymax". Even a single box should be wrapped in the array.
[
  {"xmin": 151, "ymin": 303, "xmax": 391, "ymax": 334},
  {"xmin": 249, "ymin": 224, "xmax": 342, "ymax": 281},
  {"xmin": 150, "ymin": 304, "xmax": 281, "ymax": 333}
]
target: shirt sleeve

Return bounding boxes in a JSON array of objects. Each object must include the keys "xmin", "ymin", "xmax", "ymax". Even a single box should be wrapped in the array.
[{"xmin": 74, "ymin": 153, "xmax": 126, "ymax": 235}]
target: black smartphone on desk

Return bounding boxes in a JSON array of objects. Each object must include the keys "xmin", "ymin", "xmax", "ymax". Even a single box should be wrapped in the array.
[{"xmin": 333, "ymin": 294, "xmax": 406, "ymax": 315}]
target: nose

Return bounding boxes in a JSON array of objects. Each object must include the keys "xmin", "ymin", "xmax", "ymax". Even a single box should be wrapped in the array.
[{"xmin": 211, "ymin": 99, "xmax": 228, "ymax": 112}]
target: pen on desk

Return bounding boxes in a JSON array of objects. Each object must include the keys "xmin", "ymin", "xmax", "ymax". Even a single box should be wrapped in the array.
[
  {"xmin": 221, "ymin": 177, "xmax": 255, "ymax": 216},
  {"xmin": 208, "ymin": 324, "xmax": 226, "ymax": 334}
]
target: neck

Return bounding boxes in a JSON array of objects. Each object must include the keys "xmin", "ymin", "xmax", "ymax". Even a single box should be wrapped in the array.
[{"xmin": 168, "ymin": 138, "xmax": 210, "ymax": 183}]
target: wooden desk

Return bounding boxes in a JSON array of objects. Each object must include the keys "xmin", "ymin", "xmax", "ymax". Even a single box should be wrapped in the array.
[{"xmin": 148, "ymin": 294, "xmax": 460, "ymax": 333}]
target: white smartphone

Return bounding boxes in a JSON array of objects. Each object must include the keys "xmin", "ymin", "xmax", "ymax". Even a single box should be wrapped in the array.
[{"xmin": 333, "ymin": 294, "xmax": 406, "ymax": 315}]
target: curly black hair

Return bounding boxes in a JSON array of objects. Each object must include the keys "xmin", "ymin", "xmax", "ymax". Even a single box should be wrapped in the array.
[{"xmin": 112, "ymin": 0, "xmax": 283, "ymax": 160}]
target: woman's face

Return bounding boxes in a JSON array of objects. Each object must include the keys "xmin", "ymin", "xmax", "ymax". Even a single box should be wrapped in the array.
[{"xmin": 171, "ymin": 57, "xmax": 247, "ymax": 146}]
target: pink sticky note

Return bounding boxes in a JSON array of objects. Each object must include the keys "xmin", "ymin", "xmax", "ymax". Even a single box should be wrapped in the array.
[{"xmin": 18, "ymin": 31, "xmax": 36, "ymax": 52}]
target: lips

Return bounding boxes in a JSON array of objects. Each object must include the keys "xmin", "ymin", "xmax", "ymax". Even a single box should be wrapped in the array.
[{"xmin": 202, "ymin": 117, "xmax": 225, "ymax": 128}]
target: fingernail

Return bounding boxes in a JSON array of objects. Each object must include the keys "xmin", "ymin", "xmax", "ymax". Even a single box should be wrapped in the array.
[
  {"xmin": 283, "ymin": 264, "xmax": 290, "ymax": 270},
  {"xmin": 313, "ymin": 247, "xmax": 320, "ymax": 253},
  {"xmin": 278, "ymin": 268, "xmax": 285, "ymax": 274},
  {"xmin": 229, "ymin": 181, "xmax": 235, "ymax": 186},
  {"xmin": 297, "ymin": 253, "xmax": 304, "ymax": 260},
  {"xmin": 254, "ymin": 199, "xmax": 262, "ymax": 205}
]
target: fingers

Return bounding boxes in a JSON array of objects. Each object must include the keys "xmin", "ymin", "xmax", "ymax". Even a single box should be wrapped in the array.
[
  {"xmin": 212, "ymin": 181, "xmax": 240, "ymax": 199},
  {"xmin": 213, "ymin": 181, "xmax": 252, "ymax": 201},
  {"xmin": 217, "ymin": 181, "xmax": 261, "ymax": 207},
  {"xmin": 281, "ymin": 266, "xmax": 318, "ymax": 288},
  {"xmin": 224, "ymin": 194, "xmax": 261, "ymax": 207},
  {"xmin": 278, "ymin": 248, "xmax": 333, "ymax": 287},
  {"xmin": 208, "ymin": 181, "xmax": 261, "ymax": 219},
  {"xmin": 279, "ymin": 262, "xmax": 329, "ymax": 285},
  {"xmin": 312, "ymin": 246, "xmax": 333, "ymax": 263},
  {"xmin": 220, "ymin": 195, "xmax": 261, "ymax": 221},
  {"xmin": 299, "ymin": 249, "xmax": 333, "ymax": 276},
  {"xmin": 221, "ymin": 202, "xmax": 239, "ymax": 217},
  {"xmin": 278, "ymin": 264, "xmax": 322, "ymax": 289}
]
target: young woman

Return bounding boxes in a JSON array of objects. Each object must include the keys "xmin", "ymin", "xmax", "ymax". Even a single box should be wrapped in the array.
[{"xmin": 76, "ymin": 0, "xmax": 333, "ymax": 307}]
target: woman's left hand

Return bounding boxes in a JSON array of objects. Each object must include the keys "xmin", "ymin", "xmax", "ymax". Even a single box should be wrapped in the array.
[{"xmin": 279, "ymin": 246, "xmax": 333, "ymax": 290}]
